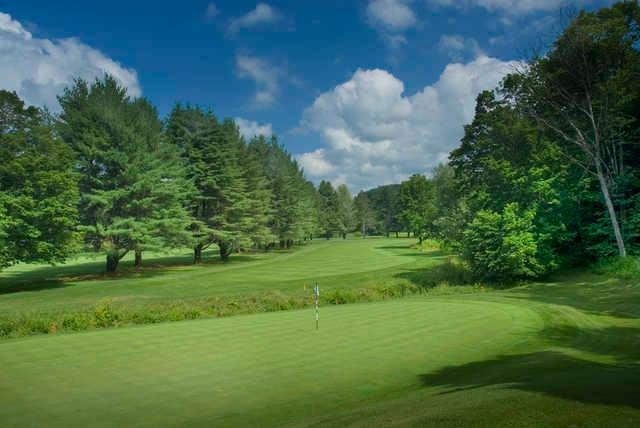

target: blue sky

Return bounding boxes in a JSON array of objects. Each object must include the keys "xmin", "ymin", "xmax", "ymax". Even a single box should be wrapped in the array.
[{"xmin": 0, "ymin": 0, "xmax": 613, "ymax": 190}]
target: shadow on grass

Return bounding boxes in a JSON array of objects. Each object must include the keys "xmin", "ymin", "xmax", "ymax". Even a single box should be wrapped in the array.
[
  {"xmin": 420, "ymin": 323, "xmax": 640, "ymax": 409},
  {"xmin": 420, "ymin": 351, "xmax": 640, "ymax": 409},
  {"xmin": 508, "ymin": 271, "xmax": 640, "ymax": 319},
  {"xmin": 395, "ymin": 259, "xmax": 482, "ymax": 290},
  {"xmin": 0, "ymin": 252, "xmax": 259, "ymax": 295}
]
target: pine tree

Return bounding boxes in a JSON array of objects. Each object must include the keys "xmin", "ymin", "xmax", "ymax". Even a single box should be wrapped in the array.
[
  {"xmin": 336, "ymin": 184, "xmax": 356, "ymax": 239},
  {"xmin": 166, "ymin": 107, "xmax": 250, "ymax": 261},
  {"xmin": 58, "ymin": 76, "xmax": 193, "ymax": 272},
  {"xmin": 318, "ymin": 181, "xmax": 340, "ymax": 239}
]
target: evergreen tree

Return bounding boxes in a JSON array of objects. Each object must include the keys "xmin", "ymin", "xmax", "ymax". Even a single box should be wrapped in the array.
[
  {"xmin": 58, "ymin": 76, "xmax": 193, "ymax": 272},
  {"xmin": 166, "ymin": 106, "xmax": 250, "ymax": 261},
  {"xmin": 0, "ymin": 90, "xmax": 79, "ymax": 269},
  {"xmin": 336, "ymin": 184, "xmax": 356, "ymax": 239},
  {"xmin": 354, "ymin": 192, "xmax": 376, "ymax": 237},
  {"xmin": 318, "ymin": 180, "xmax": 340, "ymax": 238}
]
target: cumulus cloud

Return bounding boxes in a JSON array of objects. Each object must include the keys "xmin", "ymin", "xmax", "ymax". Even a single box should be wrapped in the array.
[
  {"xmin": 228, "ymin": 3, "xmax": 281, "ymax": 35},
  {"xmin": 427, "ymin": 0, "xmax": 592, "ymax": 14},
  {"xmin": 235, "ymin": 54, "xmax": 281, "ymax": 107},
  {"xmin": 438, "ymin": 34, "xmax": 483, "ymax": 61},
  {"xmin": 297, "ymin": 56, "xmax": 521, "ymax": 191},
  {"xmin": 0, "ymin": 11, "xmax": 140, "ymax": 111},
  {"xmin": 235, "ymin": 117, "xmax": 273, "ymax": 139},
  {"xmin": 367, "ymin": 0, "xmax": 417, "ymax": 32}
]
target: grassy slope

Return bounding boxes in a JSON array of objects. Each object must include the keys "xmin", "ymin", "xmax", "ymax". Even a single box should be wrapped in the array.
[
  {"xmin": 0, "ymin": 238, "xmax": 440, "ymax": 315},
  {"xmin": 0, "ymin": 241, "xmax": 638, "ymax": 426},
  {"xmin": 0, "ymin": 240, "xmax": 640, "ymax": 427}
]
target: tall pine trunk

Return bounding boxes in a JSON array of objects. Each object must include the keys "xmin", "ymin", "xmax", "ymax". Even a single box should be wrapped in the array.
[
  {"xmin": 134, "ymin": 250, "xmax": 142, "ymax": 268},
  {"xmin": 219, "ymin": 242, "xmax": 231, "ymax": 261},
  {"xmin": 106, "ymin": 253, "xmax": 119, "ymax": 273},
  {"xmin": 193, "ymin": 245, "xmax": 203, "ymax": 264}
]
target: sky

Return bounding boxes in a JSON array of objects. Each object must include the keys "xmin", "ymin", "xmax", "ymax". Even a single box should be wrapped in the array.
[{"xmin": 0, "ymin": 0, "xmax": 615, "ymax": 191}]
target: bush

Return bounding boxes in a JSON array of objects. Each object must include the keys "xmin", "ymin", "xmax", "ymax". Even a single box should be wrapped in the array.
[
  {"xmin": 592, "ymin": 256, "xmax": 640, "ymax": 280},
  {"xmin": 463, "ymin": 203, "xmax": 544, "ymax": 281}
]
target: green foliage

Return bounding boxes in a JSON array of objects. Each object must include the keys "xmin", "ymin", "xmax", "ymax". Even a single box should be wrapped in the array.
[
  {"xmin": 336, "ymin": 184, "xmax": 356, "ymax": 238},
  {"xmin": 353, "ymin": 192, "xmax": 377, "ymax": 237},
  {"xmin": 397, "ymin": 174, "xmax": 436, "ymax": 241},
  {"xmin": 0, "ymin": 90, "xmax": 79, "ymax": 269},
  {"xmin": 318, "ymin": 180, "xmax": 340, "ymax": 238},
  {"xmin": 361, "ymin": 184, "xmax": 401, "ymax": 235},
  {"xmin": 592, "ymin": 256, "xmax": 640, "ymax": 280},
  {"xmin": 58, "ymin": 76, "xmax": 193, "ymax": 272},
  {"xmin": 248, "ymin": 135, "xmax": 319, "ymax": 247},
  {"xmin": 463, "ymin": 203, "xmax": 544, "ymax": 281}
]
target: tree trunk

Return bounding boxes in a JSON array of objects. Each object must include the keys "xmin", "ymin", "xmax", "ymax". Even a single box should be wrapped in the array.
[
  {"xmin": 106, "ymin": 253, "xmax": 119, "ymax": 273},
  {"xmin": 419, "ymin": 236, "xmax": 423, "ymax": 244},
  {"xmin": 134, "ymin": 250, "xmax": 142, "ymax": 268},
  {"xmin": 193, "ymin": 245, "xmax": 203, "ymax": 264},
  {"xmin": 407, "ymin": 232, "xmax": 410, "ymax": 238},
  {"xmin": 342, "ymin": 233, "xmax": 346, "ymax": 239},
  {"xmin": 395, "ymin": 231, "xmax": 398, "ymax": 238},
  {"xmin": 361, "ymin": 221, "xmax": 366, "ymax": 238},
  {"xmin": 219, "ymin": 242, "xmax": 231, "ymax": 261},
  {"xmin": 596, "ymin": 161, "xmax": 627, "ymax": 257}
]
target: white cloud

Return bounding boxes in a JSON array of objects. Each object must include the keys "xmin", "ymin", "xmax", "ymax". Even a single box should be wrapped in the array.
[
  {"xmin": 367, "ymin": 0, "xmax": 417, "ymax": 32},
  {"xmin": 438, "ymin": 34, "xmax": 483, "ymax": 61},
  {"xmin": 0, "ymin": 11, "xmax": 140, "ymax": 111},
  {"xmin": 297, "ymin": 56, "xmax": 521, "ymax": 191},
  {"xmin": 235, "ymin": 117, "xmax": 273, "ymax": 139},
  {"xmin": 228, "ymin": 3, "xmax": 281, "ymax": 35},
  {"xmin": 427, "ymin": 0, "xmax": 592, "ymax": 14},
  {"xmin": 205, "ymin": 3, "xmax": 220, "ymax": 20},
  {"xmin": 235, "ymin": 54, "xmax": 281, "ymax": 107},
  {"xmin": 298, "ymin": 149, "xmax": 335, "ymax": 177}
]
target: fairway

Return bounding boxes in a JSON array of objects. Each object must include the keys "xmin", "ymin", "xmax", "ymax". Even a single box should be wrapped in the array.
[
  {"xmin": 0, "ymin": 238, "xmax": 433, "ymax": 315},
  {"xmin": 1, "ymin": 274, "xmax": 639, "ymax": 427}
]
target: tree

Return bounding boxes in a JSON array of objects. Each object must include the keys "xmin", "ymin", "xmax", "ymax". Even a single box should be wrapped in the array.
[
  {"xmin": 166, "ymin": 106, "xmax": 250, "ymax": 262},
  {"xmin": 397, "ymin": 174, "xmax": 436, "ymax": 243},
  {"xmin": 58, "ymin": 76, "xmax": 193, "ymax": 272},
  {"xmin": 318, "ymin": 181, "xmax": 340, "ymax": 238},
  {"xmin": 336, "ymin": 184, "xmax": 356, "ymax": 239},
  {"xmin": 248, "ymin": 136, "xmax": 320, "ymax": 248},
  {"xmin": 354, "ymin": 192, "xmax": 376, "ymax": 237},
  {"xmin": 0, "ymin": 90, "xmax": 79, "ymax": 269},
  {"xmin": 511, "ymin": 1, "xmax": 640, "ymax": 257},
  {"xmin": 365, "ymin": 184, "xmax": 401, "ymax": 236},
  {"xmin": 463, "ymin": 203, "xmax": 543, "ymax": 281}
]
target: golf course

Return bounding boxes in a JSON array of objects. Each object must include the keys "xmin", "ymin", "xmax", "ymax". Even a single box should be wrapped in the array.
[
  {"xmin": 2, "ymin": 2, "xmax": 640, "ymax": 426},
  {"xmin": 1, "ymin": 238, "xmax": 639, "ymax": 427}
]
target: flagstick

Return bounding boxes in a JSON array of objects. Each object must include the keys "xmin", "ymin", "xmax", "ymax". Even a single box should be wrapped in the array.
[{"xmin": 314, "ymin": 282, "xmax": 319, "ymax": 330}]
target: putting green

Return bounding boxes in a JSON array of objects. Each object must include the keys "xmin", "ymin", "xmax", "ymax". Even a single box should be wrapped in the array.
[{"xmin": 0, "ymin": 298, "xmax": 542, "ymax": 427}]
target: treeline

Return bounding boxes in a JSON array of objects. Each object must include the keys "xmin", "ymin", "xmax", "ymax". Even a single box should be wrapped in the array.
[
  {"xmin": 0, "ymin": 79, "xmax": 362, "ymax": 273},
  {"xmin": 362, "ymin": 2, "xmax": 640, "ymax": 281}
]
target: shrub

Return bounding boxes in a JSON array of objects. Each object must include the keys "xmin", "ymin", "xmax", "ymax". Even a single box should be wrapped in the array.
[
  {"xmin": 592, "ymin": 256, "xmax": 640, "ymax": 280},
  {"xmin": 463, "ymin": 203, "xmax": 544, "ymax": 281}
]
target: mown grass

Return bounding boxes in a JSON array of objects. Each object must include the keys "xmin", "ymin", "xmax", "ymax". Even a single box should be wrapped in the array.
[
  {"xmin": 0, "ymin": 238, "xmax": 463, "ymax": 338},
  {"xmin": 0, "ymin": 266, "xmax": 638, "ymax": 427}
]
